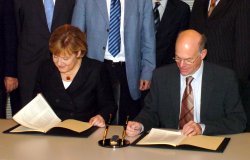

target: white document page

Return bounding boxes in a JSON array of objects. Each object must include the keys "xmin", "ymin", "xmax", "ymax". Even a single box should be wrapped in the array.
[
  {"xmin": 12, "ymin": 94, "xmax": 61, "ymax": 132},
  {"xmin": 137, "ymin": 128, "xmax": 186, "ymax": 146}
]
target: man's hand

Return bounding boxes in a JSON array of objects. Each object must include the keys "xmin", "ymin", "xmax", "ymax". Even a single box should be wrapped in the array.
[
  {"xmin": 181, "ymin": 121, "xmax": 202, "ymax": 136},
  {"xmin": 4, "ymin": 77, "xmax": 18, "ymax": 93},
  {"xmin": 89, "ymin": 114, "xmax": 105, "ymax": 127},
  {"xmin": 139, "ymin": 80, "xmax": 151, "ymax": 91},
  {"xmin": 126, "ymin": 121, "xmax": 143, "ymax": 137}
]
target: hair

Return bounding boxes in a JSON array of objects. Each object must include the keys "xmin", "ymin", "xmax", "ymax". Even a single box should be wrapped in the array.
[
  {"xmin": 198, "ymin": 34, "xmax": 207, "ymax": 53},
  {"xmin": 49, "ymin": 24, "xmax": 87, "ymax": 57}
]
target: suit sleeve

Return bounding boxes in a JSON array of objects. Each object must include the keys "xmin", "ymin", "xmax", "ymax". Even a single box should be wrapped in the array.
[
  {"xmin": 140, "ymin": 0, "xmax": 156, "ymax": 81},
  {"xmin": 135, "ymin": 70, "xmax": 160, "ymax": 131},
  {"xmin": 71, "ymin": 0, "xmax": 86, "ymax": 32},
  {"xmin": 3, "ymin": 0, "xmax": 17, "ymax": 77},
  {"xmin": 203, "ymin": 71, "xmax": 247, "ymax": 135}
]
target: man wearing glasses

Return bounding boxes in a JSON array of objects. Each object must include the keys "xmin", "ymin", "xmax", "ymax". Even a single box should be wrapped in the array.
[{"xmin": 126, "ymin": 29, "xmax": 246, "ymax": 137}]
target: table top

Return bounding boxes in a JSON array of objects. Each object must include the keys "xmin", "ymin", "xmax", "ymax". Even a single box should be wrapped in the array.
[{"xmin": 0, "ymin": 119, "xmax": 249, "ymax": 160}]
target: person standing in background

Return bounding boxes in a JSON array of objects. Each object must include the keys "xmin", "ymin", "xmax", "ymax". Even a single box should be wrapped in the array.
[
  {"xmin": 14, "ymin": 0, "xmax": 75, "ymax": 106},
  {"xmin": 153, "ymin": 0, "xmax": 190, "ymax": 67},
  {"xmin": 0, "ymin": 0, "xmax": 6, "ymax": 117},
  {"xmin": 71, "ymin": 0, "xmax": 155, "ymax": 125},
  {"xmin": 190, "ymin": 0, "xmax": 250, "ymax": 131},
  {"xmin": 140, "ymin": 0, "xmax": 190, "ymax": 104},
  {"xmin": 0, "ymin": 0, "xmax": 20, "ymax": 118}
]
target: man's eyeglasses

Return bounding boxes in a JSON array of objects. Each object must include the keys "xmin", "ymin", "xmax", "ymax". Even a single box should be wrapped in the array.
[{"xmin": 173, "ymin": 55, "xmax": 200, "ymax": 65}]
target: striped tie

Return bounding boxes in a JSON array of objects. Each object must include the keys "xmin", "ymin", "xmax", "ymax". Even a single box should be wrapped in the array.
[
  {"xmin": 44, "ymin": 0, "xmax": 54, "ymax": 31},
  {"xmin": 153, "ymin": 1, "xmax": 161, "ymax": 31},
  {"xmin": 108, "ymin": 0, "xmax": 121, "ymax": 57},
  {"xmin": 179, "ymin": 76, "xmax": 194, "ymax": 129}
]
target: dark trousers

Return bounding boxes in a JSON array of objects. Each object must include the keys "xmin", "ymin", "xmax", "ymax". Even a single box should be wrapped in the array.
[
  {"xmin": 104, "ymin": 60, "xmax": 141, "ymax": 125},
  {"xmin": 0, "ymin": 82, "xmax": 21, "ymax": 118}
]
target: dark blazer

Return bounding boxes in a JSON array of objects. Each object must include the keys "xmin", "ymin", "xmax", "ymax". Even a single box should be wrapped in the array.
[
  {"xmin": 0, "ymin": 0, "xmax": 4, "ymax": 117},
  {"xmin": 190, "ymin": 0, "xmax": 250, "ymax": 81},
  {"xmin": 0, "ymin": 0, "xmax": 5, "ymax": 90},
  {"xmin": 0, "ymin": 0, "xmax": 20, "ymax": 118},
  {"xmin": 0, "ymin": 0, "xmax": 4, "ymax": 83},
  {"xmin": 14, "ymin": 0, "xmax": 75, "ymax": 106},
  {"xmin": 135, "ymin": 62, "xmax": 246, "ymax": 135},
  {"xmin": 156, "ymin": 0, "xmax": 190, "ymax": 67},
  {"xmin": 35, "ymin": 57, "xmax": 117, "ymax": 122},
  {"xmin": 0, "ymin": 0, "xmax": 17, "ymax": 82},
  {"xmin": 3, "ymin": 0, "xmax": 18, "ymax": 78}
]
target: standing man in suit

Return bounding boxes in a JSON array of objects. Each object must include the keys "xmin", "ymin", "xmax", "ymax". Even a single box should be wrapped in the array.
[
  {"xmin": 72, "ymin": 0, "xmax": 155, "ymax": 124},
  {"xmin": 190, "ymin": 0, "xmax": 250, "ymax": 130},
  {"xmin": 0, "ymin": 0, "xmax": 20, "ymax": 118},
  {"xmin": 126, "ymin": 30, "xmax": 246, "ymax": 136},
  {"xmin": 14, "ymin": 0, "xmax": 75, "ymax": 106},
  {"xmin": 0, "ymin": 0, "xmax": 6, "ymax": 117},
  {"xmin": 153, "ymin": 0, "xmax": 190, "ymax": 67}
]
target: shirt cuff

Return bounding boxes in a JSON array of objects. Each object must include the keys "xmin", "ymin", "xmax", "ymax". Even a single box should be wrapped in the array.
[
  {"xmin": 199, "ymin": 123, "xmax": 206, "ymax": 134},
  {"xmin": 140, "ymin": 124, "xmax": 144, "ymax": 133}
]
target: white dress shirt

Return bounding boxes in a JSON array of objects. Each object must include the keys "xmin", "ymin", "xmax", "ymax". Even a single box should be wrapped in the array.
[
  {"xmin": 43, "ymin": 0, "xmax": 56, "ymax": 4},
  {"xmin": 62, "ymin": 80, "xmax": 72, "ymax": 89}
]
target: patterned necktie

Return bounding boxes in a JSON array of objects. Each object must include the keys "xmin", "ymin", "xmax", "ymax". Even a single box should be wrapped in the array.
[
  {"xmin": 153, "ymin": 1, "xmax": 161, "ymax": 31},
  {"xmin": 208, "ymin": 0, "xmax": 216, "ymax": 17},
  {"xmin": 179, "ymin": 76, "xmax": 194, "ymax": 129},
  {"xmin": 108, "ymin": 0, "xmax": 121, "ymax": 57},
  {"xmin": 44, "ymin": 0, "xmax": 54, "ymax": 31}
]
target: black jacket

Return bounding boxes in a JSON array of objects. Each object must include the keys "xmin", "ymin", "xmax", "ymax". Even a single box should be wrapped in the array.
[{"xmin": 35, "ymin": 57, "xmax": 117, "ymax": 122}]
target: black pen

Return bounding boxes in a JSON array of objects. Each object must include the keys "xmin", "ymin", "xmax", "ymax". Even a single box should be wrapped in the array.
[
  {"xmin": 121, "ymin": 116, "xmax": 129, "ymax": 146},
  {"xmin": 102, "ymin": 114, "xmax": 112, "ymax": 145}
]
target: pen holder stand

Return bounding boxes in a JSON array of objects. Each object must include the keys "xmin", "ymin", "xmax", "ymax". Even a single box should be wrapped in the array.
[{"xmin": 98, "ymin": 138, "xmax": 130, "ymax": 148}]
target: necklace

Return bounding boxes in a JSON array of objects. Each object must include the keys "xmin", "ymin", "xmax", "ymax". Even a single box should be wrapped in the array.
[
  {"xmin": 66, "ymin": 76, "xmax": 71, "ymax": 81},
  {"xmin": 60, "ymin": 59, "xmax": 82, "ymax": 81}
]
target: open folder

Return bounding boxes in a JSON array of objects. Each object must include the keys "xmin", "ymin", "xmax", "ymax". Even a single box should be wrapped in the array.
[
  {"xmin": 131, "ymin": 128, "xmax": 230, "ymax": 152},
  {"xmin": 3, "ymin": 94, "xmax": 97, "ymax": 137}
]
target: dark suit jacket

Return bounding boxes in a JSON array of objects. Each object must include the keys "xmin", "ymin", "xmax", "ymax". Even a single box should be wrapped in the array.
[
  {"xmin": 0, "ymin": 0, "xmax": 4, "ymax": 83},
  {"xmin": 190, "ymin": 0, "xmax": 250, "ymax": 81},
  {"xmin": 0, "ymin": 0, "xmax": 4, "ymax": 89},
  {"xmin": 0, "ymin": 0, "xmax": 17, "ymax": 82},
  {"xmin": 156, "ymin": 0, "xmax": 190, "ymax": 67},
  {"xmin": 14, "ymin": 0, "xmax": 75, "ymax": 105},
  {"xmin": 0, "ymin": 1, "xmax": 4, "ymax": 115},
  {"xmin": 135, "ymin": 62, "xmax": 246, "ymax": 135},
  {"xmin": 0, "ymin": 0, "xmax": 19, "ymax": 117},
  {"xmin": 35, "ymin": 57, "xmax": 117, "ymax": 122}
]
